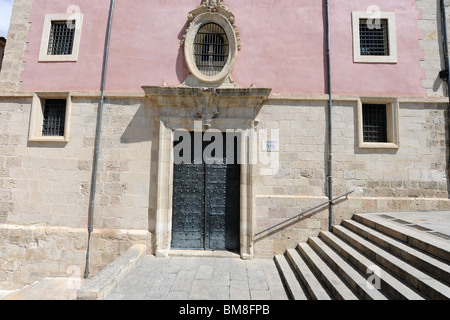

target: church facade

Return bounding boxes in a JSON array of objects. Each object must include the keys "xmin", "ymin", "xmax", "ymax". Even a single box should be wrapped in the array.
[{"xmin": 0, "ymin": 0, "xmax": 450, "ymax": 288}]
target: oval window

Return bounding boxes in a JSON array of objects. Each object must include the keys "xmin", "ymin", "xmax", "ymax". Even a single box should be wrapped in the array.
[{"xmin": 194, "ymin": 23, "xmax": 229, "ymax": 76}]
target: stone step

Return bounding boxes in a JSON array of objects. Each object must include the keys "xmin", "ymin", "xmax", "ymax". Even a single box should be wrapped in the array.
[
  {"xmin": 354, "ymin": 214, "xmax": 450, "ymax": 263},
  {"xmin": 319, "ymin": 230, "xmax": 425, "ymax": 300},
  {"xmin": 308, "ymin": 237, "xmax": 388, "ymax": 300},
  {"xmin": 285, "ymin": 248, "xmax": 332, "ymax": 300},
  {"xmin": 274, "ymin": 255, "xmax": 308, "ymax": 300},
  {"xmin": 297, "ymin": 242, "xmax": 359, "ymax": 300},
  {"xmin": 2, "ymin": 277, "xmax": 85, "ymax": 300},
  {"xmin": 275, "ymin": 213, "xmax": 450, "ymax": 300},
  {"xmin": 333, "ymin": 225, "xmax": 450, "ymax": 300},
  {"xmin": 342, "ymin": 219, "xmax": 450, "ymax": 285},
  {"xmin": 0, "ymin": 290, "xmax": 18, "ymax": 299}
]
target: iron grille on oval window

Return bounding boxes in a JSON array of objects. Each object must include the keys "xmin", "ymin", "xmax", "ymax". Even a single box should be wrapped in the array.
[
  {"xmin": 362, "ymin": 104, "xmax": 388, "ymax": 143},
  {"xmin": 194, "ymin": 23, "xmax": 229, "ymax": 76},
  {"xmin": 42, "ymin": 99, "xmax": 66, "ymax": 137},
  {"xmin": 47, "ymin": 20, "xmax": 76, "ymax": 55},
  {"xmin": 359, "ymin": 19, "xmax": 389, "ymax": 56}
]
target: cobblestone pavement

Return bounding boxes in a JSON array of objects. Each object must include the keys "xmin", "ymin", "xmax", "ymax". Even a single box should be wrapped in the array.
[{"xmin": 106, "ymin": 255, "xmax": 289, "ymax": 300}]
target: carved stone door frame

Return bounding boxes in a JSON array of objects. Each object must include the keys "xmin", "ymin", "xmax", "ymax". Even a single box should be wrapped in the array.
[{"xmin": 143, "ymin": 86, "xmax": 271, "ymax": 259}]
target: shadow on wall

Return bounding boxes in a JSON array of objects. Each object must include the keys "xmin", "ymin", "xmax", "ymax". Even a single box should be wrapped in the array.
[
  {"xmin": 252, "ymin": 198, "xmax": 349, "ymax": 244},
  {"xmin": 0, "ymin": 37, "xmax": 5, "ymax": 73},
  {"xmin": 120, "ymin": 103, "xmax": 158, "ymax": 251},
  {"xmin": 434, "ymin": 0, "xmax": 448, "ymax": 95},
  {"xmin": 120, "ymin": 105, "xmax": 153, "ymax": 144},
  {"xmin": 176, "ymin": 21, "xmax": 190, "ymax": 84}
]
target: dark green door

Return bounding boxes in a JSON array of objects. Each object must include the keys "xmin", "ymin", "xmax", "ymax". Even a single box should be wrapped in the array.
[{"xmin": 172, "ymin": 131, "xmax": 240, "ymax": 251}]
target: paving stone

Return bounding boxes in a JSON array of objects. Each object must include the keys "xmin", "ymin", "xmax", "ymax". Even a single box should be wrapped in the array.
[
  {"xmin": 189, "ymin": 279, "xmax": 211, "ymax": 300},
  {"xmin": 248, "ymin": 270, "xmax": 269, "ymax": 290},
  {"xmin": 230, "ymin": 268, "xmax": 248, "ymax": 280},
  {"xmin": 103, "ymin": 256, "xmax": 289, "ymax": 300},
  {"xmin": 195, "ymin": 265, "xmax": 215, "ymax": 280},
  {"xmin": 171, "ymin": 270, "xmax": 196, "ymax": 291},
  {"xmin": 211, "ymin": 270, "xmax": 230, "ymax": 287},
  {"xmin": 105, "ymin": 293, "xmax": 125, "ymax": 300},
  {"xmin": 209, "ymin": 285, "xmax": 229, "ymax": 300},
  {"xmin": 230, "ymin": 284, "xmax": 251, "ymax": 300},
  {"xmin": 250, "ymin": 289, "xmax": 271, "ymax": 300},
  {"xmin": 166, "ymin": 290, "xmax": 190, "ymax": 300},
  {"xmin": 269, "ymin": 285, "xmax": 289, "ymax": 300},
  {"xmin": 145, "ymin": 273, "xmax": 176, "ymax": 299}
]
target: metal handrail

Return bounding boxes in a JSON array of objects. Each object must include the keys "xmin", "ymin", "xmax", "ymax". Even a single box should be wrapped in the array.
[{"xmin": 254, "ymin": 190, "xmax": 354, "ymax": 238}]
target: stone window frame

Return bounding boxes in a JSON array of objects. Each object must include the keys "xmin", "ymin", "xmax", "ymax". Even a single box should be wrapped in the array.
[
  {"xmin": 38, "ymin": 13, "xmax": 83, "ymax": 62},
  {"xmin": 352, "ymin": 11, "xmax": 398, "ymax": 64},
  {"xmin": 28, "ymin": 92, "xmax": 72, "ymax": 143},
  {"xmin": 357, "ymin": 97, "xmax": 399, "ymax": 149},
  {"xmin": 183, "ymin": 13, "xmax": 238, "ymax": 84}
]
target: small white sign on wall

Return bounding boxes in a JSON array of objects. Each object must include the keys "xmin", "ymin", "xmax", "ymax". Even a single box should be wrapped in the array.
[{"xmin": 263, "ymin": 140, "xmax": 279, "ymax": 152}]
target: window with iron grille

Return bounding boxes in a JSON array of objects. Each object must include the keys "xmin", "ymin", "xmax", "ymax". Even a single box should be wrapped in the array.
[
  {"xmin": 42, "ymin": 99, "xmax": 66, "ymax": 136},
  {"xmin": 362, "ymin": 104, "xmax": 388, "ymax": 143},
  {"xmin": 194, "ymin": 23, "xmax": 229, "ymax": 76},
  {"xmin": 47, "ymin": 20, "xmax": 76, "ymax": 56},
  {"xmin": 352, "ymin": 12, "xmax": 397, "ymax": 64},
  {"xmin": 359, "ymin": 19, "xmax": 389, "ymax": 56}
]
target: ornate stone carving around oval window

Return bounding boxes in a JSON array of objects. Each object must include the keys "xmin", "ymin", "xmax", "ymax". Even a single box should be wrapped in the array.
[{"xmin": 181, "ymin": 0, "xmax": 241, "ymax": 87}]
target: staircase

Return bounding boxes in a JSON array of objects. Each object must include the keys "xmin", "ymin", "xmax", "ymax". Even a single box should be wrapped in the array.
[{"xmin": 275, "ymin": 213, "xmax": 450, "ymax": 300}]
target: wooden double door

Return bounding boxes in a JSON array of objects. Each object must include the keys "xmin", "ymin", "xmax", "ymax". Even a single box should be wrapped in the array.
[{"xmin": 171, "ymin": 131, "xmax": 240, "ymax": 251}]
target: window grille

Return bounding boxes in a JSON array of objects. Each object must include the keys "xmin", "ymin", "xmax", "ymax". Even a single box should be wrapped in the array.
[
  {"xmin": 42, "ymin": 99, "xmax": 66, "ymax": 136},
  {"xmin": 47, "ymin": 20, "xmax": 76, "ymax": 55},
  {"xmin": 359, "ymin": 19, "xmax": 389, "ymax": 56},
  {"xmin": 362, "ymin": 104, "xmax": 388, "ymax": 143},
  {"xmin": 194, "ymin": 23, "xmax": 229, "ymax": 76}
]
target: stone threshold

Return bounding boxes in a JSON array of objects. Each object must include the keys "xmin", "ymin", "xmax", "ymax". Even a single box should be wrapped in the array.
[{"xmin": 168, "ymin": 249, "xmax": 241, "ymax": 259}]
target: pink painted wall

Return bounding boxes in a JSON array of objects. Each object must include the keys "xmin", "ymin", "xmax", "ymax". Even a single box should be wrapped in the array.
[
  {"xmin": 22, "ymin": 0, "xmax": 111, "ymax": 92},
  {"xmin": 330, "ymin": 0, "xmax": 426, "ymax": 97},
  {"xmin": 21, "ymin": 0, "xmax": 426, "ymax": 97}
]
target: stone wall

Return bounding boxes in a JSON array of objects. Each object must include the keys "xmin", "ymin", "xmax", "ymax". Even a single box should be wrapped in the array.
[
  {"xmin": 0, "ymin": 0, "xmax": 449, "ymax": 289},
  {"xmin": 0, "ymin": 0, "xmax": 32, "ymax": 92},
  {"xmin": 253, "ymin": 195, "xmax": 450, "ymax": 258},
  {"xmin": 0, "ymin": 95, "xmax": 153, "ymax": 288},
  {"xmin": 0, "ymin": 93, "xmax": 449, "ymax": 283},
  {"xmin": 255, "ymin": 99, "xmax": 448, "ymax": 199},
  {"xmin": 0, "ymin": 224, "xmax": 149, "ymax": 290},
  {"xmin": 417, "ymin": 0, "xmax": 450, "ymax": 97},
  {"xmin": 252, "ymin": 97, "xmax": 450, "ymax": 257},
  {"xmin": 0, "ymin": 96, "xmax": 153, "ymax": 230}
]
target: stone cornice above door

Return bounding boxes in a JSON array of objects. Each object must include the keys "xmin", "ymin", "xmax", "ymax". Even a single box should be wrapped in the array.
[{"xmin": 142, "ymin": 86, "xmax": 272, "ymax": 129}]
